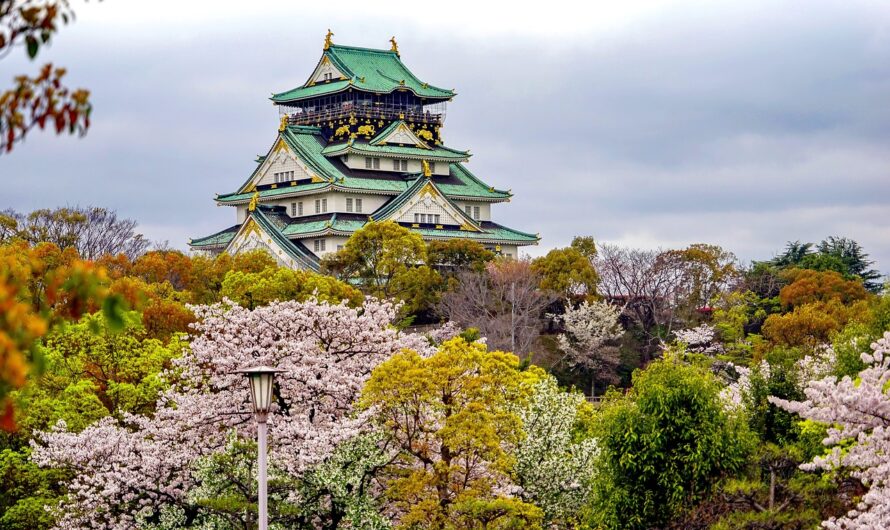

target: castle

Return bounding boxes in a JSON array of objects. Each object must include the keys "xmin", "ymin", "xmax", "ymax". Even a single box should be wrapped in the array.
[{"xmin": 189, "ymin": 32, "xmax": 538, "ymax": 269}]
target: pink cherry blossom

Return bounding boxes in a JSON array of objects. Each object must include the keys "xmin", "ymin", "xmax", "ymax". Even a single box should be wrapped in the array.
[
  {"xmin": 32, "ymin": 298, "xmax": 452, "ymax": 529},
  {"xmin": 770, "ymin": 331, "xmax": 890, "ymax": 529}
]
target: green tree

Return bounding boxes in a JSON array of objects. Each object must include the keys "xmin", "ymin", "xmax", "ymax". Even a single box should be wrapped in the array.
[
  {"xmin": 817, "ymin": 236, "xmax": 883, "ymax": 292},
  {"xmin": 590, "ymin": 357, "xmax": 753, "ymax": 529},
  {"xmin": 321, "ymin": 221, "xmax": 441, "ymax": 316},
  {"xmin": 360, "ymin": 337, "xmax": 545, "ymax": 529},
  {"xmin": 427, "ymin": 239, "xmax": 494, "ymax": 274},
  {"xmin": 2, "ymin": 310, "xmax": 177, "ymax": 529},
  {"xmin": 220, "ymin": 266, "xmax": 363, "ymax": 309},
  {"xmin": 531, "ymin": 246, "xmax": 598, "ymax": 300},
  {"xmin": 0, "ymin": 448, "xmax": 67, "ymax": 530},
  {"xmin": 770, "ymin": 237, "xmax": 883, "ymax": 292},
  {"xmin": 570, "ymin": 235, "xmax": 597, "ymax": 261},
  {"xmin": 13, "ymin": 310, "xmax": 178, "ymax": 434}
]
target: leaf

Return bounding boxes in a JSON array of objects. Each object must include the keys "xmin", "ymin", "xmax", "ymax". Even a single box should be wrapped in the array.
[
  {"xmin": 102, "ymin": 295, "xmax": 126, "ymax": 332},
  {"xmin": 25, "ymin": 36, "xmax": 39, "ymax": 59}
]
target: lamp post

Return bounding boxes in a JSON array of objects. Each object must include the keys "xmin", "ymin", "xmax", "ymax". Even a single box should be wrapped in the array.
[{"xmin": 236, "ymin": 366, "xmax": 283, "ymax": 530}]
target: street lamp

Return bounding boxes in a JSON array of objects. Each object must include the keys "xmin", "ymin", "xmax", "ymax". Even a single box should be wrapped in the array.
[{"xmin": 236, "ymin": 365, "xmax": 283, "ymax": 530}]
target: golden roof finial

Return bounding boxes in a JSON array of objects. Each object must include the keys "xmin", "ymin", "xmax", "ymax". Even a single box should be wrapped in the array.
[
  {"xmin": 279, "ymin": 114, "xmax": 288, "ymax": 132},
  {"xmin": 248, "ymin": 191, "xmax": 260, "ymax": 212},
  {"xmin": 324, "ymin": 29, "xmax": 334, "ymax": 50},
  {"xmin": 421, "ymin": 160, "xmax": 431, "ymax": 178},
  {"xmin": 390, "ymin": 36, "xmax": 399, "ymax": 56}
]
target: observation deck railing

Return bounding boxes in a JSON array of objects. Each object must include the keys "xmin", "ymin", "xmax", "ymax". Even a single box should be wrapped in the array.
[{"xmin": 284, "ymin": 102, "xmax": 444, "ymax": 127}]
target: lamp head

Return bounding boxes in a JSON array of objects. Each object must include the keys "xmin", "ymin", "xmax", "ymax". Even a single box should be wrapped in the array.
[{"xmin": 235, "ymin": 365, "xmax": 283, "ymax": 416}]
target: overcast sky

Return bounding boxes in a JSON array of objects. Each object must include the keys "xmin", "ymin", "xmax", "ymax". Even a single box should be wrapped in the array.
[{"xmin": 2, "ymin": 0, "xmax": 889, "ymax": 272}]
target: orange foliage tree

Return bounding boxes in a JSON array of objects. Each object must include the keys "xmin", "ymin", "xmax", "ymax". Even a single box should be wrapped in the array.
[
  {"xmin": 762, "ymin": 299, "xmax": 872, "ymax": 349},
  {"xmin": 0, "ymin": 241, "xmax": 120, "ymax": 429},
  {"xmin": 778, "ymin": 269, "xmax": 870, "ymax": 309}
]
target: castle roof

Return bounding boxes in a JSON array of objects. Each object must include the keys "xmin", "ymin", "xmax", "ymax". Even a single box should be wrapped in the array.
[
  {"xmin": 321, "ymin": 139, "xmax": 470, "ymax": 162},
  {"xmin": 217, "ymin": 126, "xmax": 509, "ymax": 203},
  {"xmin": 271, "ymin": 44, "xmax": 454, "ymax": 104},
  {"xmin": 190, "ymin": 204, "xmax": 537, "ymax": 263}
]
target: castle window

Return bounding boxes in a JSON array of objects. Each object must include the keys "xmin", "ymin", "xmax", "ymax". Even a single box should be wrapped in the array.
[
  {"xmin": 365, "ymin": 157, "xmax": 372, "ymax": 169},
  {"xmin": 298, "ymin": 201, "xmax": 303, "ymax": 216},
  {"xmin": 429, "ymin": 162, "xmax": 436, "ymax": 173},
  {"xmin": 272, "ymin": 171, "xmax": 294, "ymax": 183},
  {"xmin": 346, "ymin": 198, "xmax": 353, "ymax": 212},
  {"xmin": 473, "ymin": 206, "xmax": 480, "ymax": 220},
  {"xmin": 322, "ymin": 198, "xmax": 327, "ymax": 212},
  {"xmin": 433, "ymin": 214, "xmax": 441, "ymax": 224},
  {"xmin": 392, "ymin": 159, "xmax": 407, "ymax": 171},
  {"xmin": 373, "ymin": 158, "xmax": 380, "ymax": 169},
  {"xmin": 315, "ymin": 199, "xmax": 321, "ymax": 213},
  {"xmin": 314, "ymin": 239, "xmax": 326, "ymax": 252},
  {"xmin": 355, "ymin": 198, "xmax": 362, "ymax": 213},
  {"xmin": 465, "ymin": 205, "xmax": 471, "ymax": 216},
  {"xmin": 290, "ymin": 202, "xmax": 297, "ymax": 216}
]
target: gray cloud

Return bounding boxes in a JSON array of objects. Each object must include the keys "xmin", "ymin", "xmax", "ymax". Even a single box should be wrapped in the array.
[{"xmin": 2, "ymin": 0, "xmax": 889, "ymax": 273}]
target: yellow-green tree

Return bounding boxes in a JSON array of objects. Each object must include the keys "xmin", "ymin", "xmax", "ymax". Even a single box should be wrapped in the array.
[
  {"xmin": 427, "ymin": 239, "xmax": 495, "ymax": 274},
  {"xmin": 531, "ymin": 246, "xmax": 598, "ymax": 300},
  {"xmin": 360, "ymin": 337, "xmax": 545, "ymax": 529},
  {"xmin": 321, "ymin": 221, "xmax": 441, "ymax": 315},
  {"xmin": 220, "ymin": 266, "xmax": 363, "ymax": 309}
]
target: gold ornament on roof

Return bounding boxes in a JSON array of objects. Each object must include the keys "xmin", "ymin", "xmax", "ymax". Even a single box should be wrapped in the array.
[
  {"xmin": 324, "ymin": 29, "xmax": 334, "ymax": 50},
  {"xmin": 279, "ymin": 115, "xmax": 288, "ymax": 132},
  {"xmin": 248, "ymin": 191, "xmax": 260, "ymax": 212},
  {"xmin": 390, "ymin": 36, "xmax": 399, "ymax": 56},
  {"xmin": 422, "ymin": 160, "xmax": 432, "ymax": 178}
]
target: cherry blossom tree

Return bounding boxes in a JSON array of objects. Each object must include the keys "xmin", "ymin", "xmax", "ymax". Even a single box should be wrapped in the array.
[
  {"xmin": 32, "ymin": 298, "xmax": 449, "ymax": 529},
  {"xmin": 673, "ymin": 323, "xmax": 725, "ymax": 355},
  {"xmin": 511, "ymin": 377, "xmax": 598, "ymax": 527},
  {"xmin": 770, "ymin": 331, "xmax": 890, "ymax": 529},
  {"xmin": 551, "ymin": 299, "xmax": 623, "ymax": 395}
]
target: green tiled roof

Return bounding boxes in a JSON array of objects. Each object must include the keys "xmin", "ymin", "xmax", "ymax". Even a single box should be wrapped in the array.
[
  {"xmin": 252, "ymin": 207, "xmax": 321, "ymax": 270},
  {"xmin": 192, "ymin": 208, "xmax": 535, "ymax": 260},
  {"xmin": 189, "ymin": 208, "xmax": 321, "ymax": 270},
  {"xmin": 370, "ymin": 176, "xmax": 482, "ymax": 231},
  {"xmin": 369, "ymin": 177, "xmax": 426, "ymax": 221},
  {"xmin": 439, "ymin": 164, "xmax": 511, "ymax": 200},
  {"xmin": 189, "ymin": 225, "xmax": 239, "ymax": 248},
  {"xmin": 280, "ymin": 213, "xmax": 368, "ymax": 237},
  {"xmin": 224, "ymin": 127, "xmax": 509, "ymax": 203},
  {"xmin": 219, "ymin": 181, "xmax": 329, "ymax": 204},
  {"xmin": 271, "ymin": 44, "xmax": 454, "ymax": 103},
  {"xmin": 369, "ymin": 120, "xmax": 418, "ymax": 146},
  {"xmin": 321, "ymin": 140, "xmax": 469, "ymax": 162},
  {"xmin": 272, "ymin": 79, "xmax": 352, "ymax": 102},
  {"xmin": 411, "ymin": 223, "xmax": 539, "ymax": 244}
]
